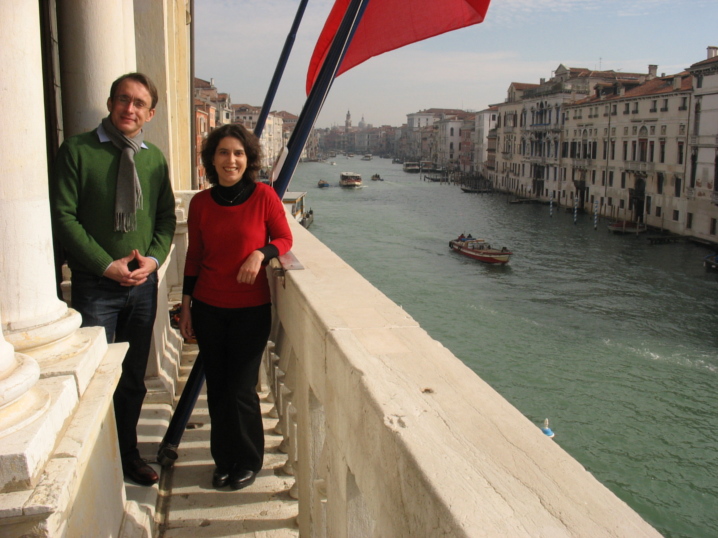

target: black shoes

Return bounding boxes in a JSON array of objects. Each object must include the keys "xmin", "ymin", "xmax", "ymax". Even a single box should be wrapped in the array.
[
  {"xmin": 212, "ymin": 467, "xmax": 230, "ymax": 488},
  {"xmin": 229, "ymin": 468, "xmax": 257, "ymax": 490},
  {"xmin": 124, "ymin": 458, "xmax": 159, "ymax": 486},
  {"xmin": 212, "ymin": 465, "xmax": 258, "ymax": 490}
]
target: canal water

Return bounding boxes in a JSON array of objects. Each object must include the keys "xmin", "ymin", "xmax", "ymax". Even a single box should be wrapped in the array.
[{"xmin": 289, "ymin": 157, "xmax": 718, "ymax": 538}]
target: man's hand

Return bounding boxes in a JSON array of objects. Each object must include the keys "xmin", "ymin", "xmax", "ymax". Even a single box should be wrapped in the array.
[
  {"xmin": 103, "ymin": 251, "xmax": 137, "ymax": 285},
  {"xmin": 103, "ymin": 249, "xmax": 156, "ymax": 286},
  {"xmin": 127, "ymin": 249, "xmax": 158, "ymax": 285},
  {"xmin": 236, "ymin": 250, "xmax": 265, "ymax": 285}
]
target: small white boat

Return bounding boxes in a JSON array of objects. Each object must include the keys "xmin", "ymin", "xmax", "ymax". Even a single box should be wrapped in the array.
[
  {"xmin": 340, "ymin": 172, "xmax": 362, "ymax": 188},
  {"xmin": 283, "ymin": 191, "xmax": 313, "ymax": 228},
  {"xmin": 607, "ymin": 220, "xmax": 647, "ymax": 234},
  {"xmin": 403, "ymin": 162, "xmax": 420, "ymax": 173},
  {"xmin": 449, "ymin": 235, "xmax": 512, "ymax": 264}
]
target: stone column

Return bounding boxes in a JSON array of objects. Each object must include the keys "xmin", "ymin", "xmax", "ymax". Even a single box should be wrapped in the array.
[
  {"xmin": 0, "ymin": 309, "xmax": 40, "ymax": 417},
  {"xmin": 57, "ymin": 0, "xmax": 133, "ymax": 138},
  {"xmin": 0, "ymin": 1, "xmax": 81, "ymax": 354}
]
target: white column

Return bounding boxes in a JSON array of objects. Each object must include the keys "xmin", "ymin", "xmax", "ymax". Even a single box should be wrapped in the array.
[
  {"xmin": 57, "ymin": 0, "xmax": 131, "ymax": 137},
  {"xmin": 0, "ymin": 311, "xmax": 39, "ymax": 412},
  {"xmin": 122, "ymin": 0, "xmax": 138, "ymax": 73},
  {"xmin": 0, "ymin": 0, "xmax": 81, "ymax": 352}
]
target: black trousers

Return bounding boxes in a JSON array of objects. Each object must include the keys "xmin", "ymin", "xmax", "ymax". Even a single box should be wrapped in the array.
[
  {"xmin": 191, "ymin": 299, "xmax": 271, "ymax": 473},
  {"xmin": 71, "ymin": 271, "xmax": 158, "ymax": 465}
]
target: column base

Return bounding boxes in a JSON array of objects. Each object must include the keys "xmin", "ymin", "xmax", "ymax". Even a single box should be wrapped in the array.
[
  {"xmin": 0, "ymin": 343, "xmax": 127, "ymax": 537},
  {"xmin": 4, "ymin": 308, "xmax": 82, "ymax": 353}
]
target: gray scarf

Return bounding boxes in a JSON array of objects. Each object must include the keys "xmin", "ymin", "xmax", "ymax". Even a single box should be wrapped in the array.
[{"xmin": 101, "ymin": 116, "xmax": 144, "ymax": 232}]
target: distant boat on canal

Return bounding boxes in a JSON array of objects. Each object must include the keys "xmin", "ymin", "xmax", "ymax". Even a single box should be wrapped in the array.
[
  {"xmin": 449, "ymin": 235, "xmax": 512, "ymax": 264},
  {"xmin": 403, "ymin": 162, "xmax": 420, "ymax": 173},
  {"xmin": 318, "ymin": 180, "xmax": 330, "ymax": 188},
  {"xmin": 703, "ymin": 253, "xmax": 718, "ymax": 271},
  {"xmin": 362, "ymin": 154, "xmax": 373, "ymax": 161},
  {"xmin": 283, "ymin": 191, "xmax": 313, "ymax": 228},
  {"xmin": 607, "ymin": 220, "xmax": 647, "ymax": 234},
  {"xmin": 424, "ymin": 173, "xmax": 446, "ymax": 182},
  {"xmin": 340, "ymin": 172, "xmax": 362, "ymax": 188}
]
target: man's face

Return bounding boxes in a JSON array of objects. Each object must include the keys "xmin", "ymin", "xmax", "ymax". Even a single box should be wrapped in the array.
[{"xmin": 107, "ymin": 78, "xmax": 155, "ymax": 137}]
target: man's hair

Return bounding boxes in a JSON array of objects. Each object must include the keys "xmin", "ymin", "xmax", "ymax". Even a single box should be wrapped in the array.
[
  {"xmin": 109, "ymin": 72, "xmax": 159, "ymax": 110},
  {"xmin": 201, "ymin": 124, "xmax": 263, "ymax": 185}
]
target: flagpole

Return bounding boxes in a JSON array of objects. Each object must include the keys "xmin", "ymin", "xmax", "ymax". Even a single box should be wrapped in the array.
[
  {"xmin": 273, "ymin": 0, "xmax": 372, "ymax": 199},
  {"xmin": 254, "ymin": 0, "xmax": 309, "ymax": 138}
]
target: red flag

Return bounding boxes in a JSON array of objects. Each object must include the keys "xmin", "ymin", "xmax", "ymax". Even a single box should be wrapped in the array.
[{"xmin": 306, "ymin": 0, "xmax": 491, "ymax": 94}]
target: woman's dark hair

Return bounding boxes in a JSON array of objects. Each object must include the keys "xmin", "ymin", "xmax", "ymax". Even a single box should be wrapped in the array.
[{"xmin": 201, "ymin": 124, "xmax": 263, "ymax": 185}]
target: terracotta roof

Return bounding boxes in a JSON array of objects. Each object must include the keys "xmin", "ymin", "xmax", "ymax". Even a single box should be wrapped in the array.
[
  {"xmin": 414, "ymin": 108, "xmax": 468, "ymax": 115},
  {"xmin": 689, "ymin": 55, "xmax": 718, "ymax": 69},
  {"xmin": 231, "ymin": 104, "xmax": 260, "ymax": 112},
  {"xmin": 510, "ymin": 83, "xmax": 539, "ymax": 90},
  {"xmin": 567, "ymin": 72, "xmax": 692, "ymax": 106},
  {"xmin": 274, "ymin": 110, "xmax": 299, "ymax": 120}
]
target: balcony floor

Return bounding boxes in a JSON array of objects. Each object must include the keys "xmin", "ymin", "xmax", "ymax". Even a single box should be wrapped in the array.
[{"xmin": 131, "ymin": 344, "xmax": 299, "ymax": 537}]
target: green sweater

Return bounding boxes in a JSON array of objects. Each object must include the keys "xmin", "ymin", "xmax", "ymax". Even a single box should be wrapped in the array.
[{"xmin": 51, "ymin": 129, "xmax": 176, "ymax": 276}]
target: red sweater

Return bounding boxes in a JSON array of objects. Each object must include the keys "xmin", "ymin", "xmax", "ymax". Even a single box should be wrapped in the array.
[{"xmin": 185, "ymin": 183, "xmax": 293, "ymax": 308}]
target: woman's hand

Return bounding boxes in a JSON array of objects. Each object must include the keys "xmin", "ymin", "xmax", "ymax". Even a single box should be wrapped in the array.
[
  {"xmin": 179, "ymin": 295, "xmax": 194, "ymax": 340},
  {"xmin": 237, "ymin": 250, "xmax": 265, "ymax": 285}
]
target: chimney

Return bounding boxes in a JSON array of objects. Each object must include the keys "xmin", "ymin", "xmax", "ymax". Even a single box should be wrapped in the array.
[
  {"xmin": 673, "ymin": 76, "xmax": 681, "ymax": 90},
  {"xmin": 708, "ymin": 46, "xmax": 718, "ymax": 59},
  {"xmin": 648, "ymin": 64, "xmax": 658, "ymax": 79}
]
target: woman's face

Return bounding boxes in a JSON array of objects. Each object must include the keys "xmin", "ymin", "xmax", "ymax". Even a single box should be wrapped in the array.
[{"xmin": 213, "ymin": 136, "xmax": 247, "ymax": 187}]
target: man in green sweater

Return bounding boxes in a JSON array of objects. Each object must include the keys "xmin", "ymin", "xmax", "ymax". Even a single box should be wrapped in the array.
[{"xmin": 51, "ymin": 73, "xmax": 176, "ymax": 487}]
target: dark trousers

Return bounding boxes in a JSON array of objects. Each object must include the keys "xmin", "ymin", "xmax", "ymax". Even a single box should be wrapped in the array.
[
  {"xmin": 71, "ymin": 271, "xmax": 158, "ymax": 465},
  {"xmin": 191, "ymin": 299, "xmax": 271, "ymax": 473}
]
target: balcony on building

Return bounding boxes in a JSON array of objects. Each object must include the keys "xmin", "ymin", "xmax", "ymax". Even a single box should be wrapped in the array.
[{"xmin": 624, "ymin": 161, "xmax": 656, "ymax": 174}]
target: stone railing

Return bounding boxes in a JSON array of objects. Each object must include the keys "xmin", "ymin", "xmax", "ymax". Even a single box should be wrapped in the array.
[
  {"xmin": 624, "ymin": 161, "xmax": 655, "ymax": 174},
  {"xmin": 263, "ymin": 217, "xmax": 661, "ymax": 537}
]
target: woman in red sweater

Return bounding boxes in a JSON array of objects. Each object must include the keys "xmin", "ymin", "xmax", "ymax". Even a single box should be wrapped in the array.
[{"xmin": 179, "ymin": 124, "xmax": 292, "ymax": 490}]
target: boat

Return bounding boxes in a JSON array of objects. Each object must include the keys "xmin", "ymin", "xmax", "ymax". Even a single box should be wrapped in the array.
[
  {"xmin": 339, "ymin": 172, "xmax": 362, "ymax": 188},
  {"xmin": 703, "ymin": 253, "xmax": 718, "ymax": 271},
  {"xmin": 361, "ymin": 154, "xmax": 372, "ymax": 161},
  {"xmin": 607, "ymin": 220, "xmax": 647, "ymax": 234},
  {"xmin": 371, "ymin": 174, "xmax": 383, "ymax": 181},
  {"xmin": 403, "ymin": 162, "xmax": 420, "ymax": 173},
  {"xmin": 317, "ymin": 180, "xmax": 330, "ymax": 188},
  {"xmin": 392, "ymin": 158, "xmax": 402, "ymax": 164},
  {"xmin": 283, "ymin": 191, "xmax": 313, "ymax": 228},
  {"xmin": 449, "ymin": 235, "xmax": 512, "ymax": 264}
]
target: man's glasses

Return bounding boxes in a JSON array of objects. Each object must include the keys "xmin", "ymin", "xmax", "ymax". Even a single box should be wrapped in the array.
[{"xmin": 115, "ymin": 95, "xmax": 149, "ymax": 110}]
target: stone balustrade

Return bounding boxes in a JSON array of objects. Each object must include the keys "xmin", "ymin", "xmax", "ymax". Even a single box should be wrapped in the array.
[{"xmin": 263, "ymin": 216, "xmax": 661, "ymax": 537}]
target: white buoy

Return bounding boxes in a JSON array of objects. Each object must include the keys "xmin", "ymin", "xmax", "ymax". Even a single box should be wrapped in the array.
[{"xmin": 541, "ymin": 418, "xmax": 555, "ymax": 438}]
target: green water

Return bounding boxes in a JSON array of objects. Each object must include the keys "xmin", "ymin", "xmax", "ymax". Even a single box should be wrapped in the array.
[{"xmin": 290, "ymin": 158, "xmax": 718, "ymax": 537}]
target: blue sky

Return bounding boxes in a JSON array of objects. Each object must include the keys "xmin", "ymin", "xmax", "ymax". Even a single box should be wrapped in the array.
[{"xmin": 195, "ymin": 0, "xmax": 717, "ymax": 128}]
